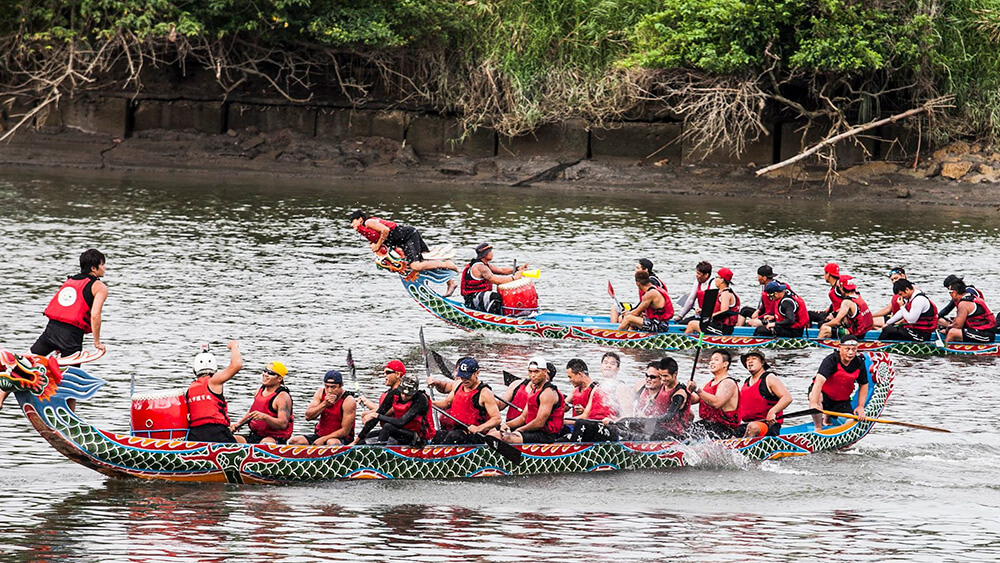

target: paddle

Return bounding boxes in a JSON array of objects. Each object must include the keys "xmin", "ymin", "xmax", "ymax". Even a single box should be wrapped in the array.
[
  {"xmin": 418, "ymin": 327, "xmax": 441, "ymax": 428},
  {"xmin": 689, "ymin": 332, "xmax": 704, "ymax": 382},
  {"xmin": 502, "ymin": 370, "xmax": 518, "ymax": 387},
  {"xmin": 608, "ymin": 280, "xmax": 624, "ymax": 314},
  {"xmin": 819, "ymin": 409, "xmax": 950, "ymax": 433},
  {"xmin": 431, "ymin": 350, "xmax": 454, "ymax": 378},
  {"xmin": 431, "ymin": 405, "xmax": 523, "ymax": 464}
]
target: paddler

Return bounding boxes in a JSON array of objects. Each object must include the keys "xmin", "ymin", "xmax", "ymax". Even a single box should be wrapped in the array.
[
  {"xmin": 878, "ymin": 279, "xmax": 938, "ymax": 342},
  {"xmin": 359, "ymin": 359, "xmax": 404, "ymax": 412},
  {"xmin": 741, "ymin": 265, "xmax": 780, "ymax": 328},
  {"xmin": 598, "ymin": 351, "xmax": 634, "ymax": 418},
  {"xmin": 649, "ymin": 357, "xmax": 693, "ymax": 440},
  {"xmin": 1, "ymin": 249, "xmax": 110, "ymax": 411},
  {"xmin": 674, "ymin": 261, "xmax": 713, "ymax": 323},
  {"xmin": 432, "ymin": 357, "xmax": 502, "ymax": 444},
  {"xmin": 497, "ymin": 357, "xmax": 553, "ymax": 422},
  {"xmin": 565, "ymin": 359, "xmax": 619, "ymax": 442},
  {"xmin": 617, "ymin": 270, "xmax": 674, "ymax": 332},
  {"xmin": 684, "ymin": 267, "xmax": 739, "ymax": 336},
  {"xmin": 460, "ymin": 242, "xmax": 530, "ymax": 314},
  {"xmin": 871, "ymin": 267, "xmax": 907, "ymax": 329},
  {"xmin": 818, "ymin": 275, "xmax": 873, "ymax": 339},
  {"xmin": 233, "ymin": 361, "xmax": 294, "ymax": 444},
  {"xmin": 610, "ymin": 258, "xmax": 665, "ymax": 323},
  {"xmin": 634, "ymin": 361, "xmax": 672, "ymax": 418},
  {"xmin": 941, "ymin": 279, "xmax": 997, "ymax": 343},
  {"xmin": 350, "ymin": 209, "xmax": 459, "ymax": 274},
  {"xmin": 808, "ymin": 334, "xmax": 869, "ymax": 430},
  {"xmin": 753, "ymin": 281, "xmax": 810, "ymax": 338},
  {"xmin": 808, "ymin": 262, "xmax": 845, "ymax": 327},
  {"xmin": 353, "ymin": 372, "xmax": 435, "ymax": 446},
  {"xmin": 938, "ymin": 274, "xmax": 987, "ymax": 322},
  {"xmin": 735, "ymin": 351, "xmax": 792, "ymax": 437},
  {"xmin": 491, "ymin": 356, "xmax": 566, "ymax": 444},
  {"xmin": 288, "ymin": 370, "xmax": 357, "ymax": 446},
  {"xmin": 185, "ymin": 340, "xmax": 243, "ymax": 443},
  {"xmin": 686, "ymin": 349, "xmax": 740, "ymax": 438}
]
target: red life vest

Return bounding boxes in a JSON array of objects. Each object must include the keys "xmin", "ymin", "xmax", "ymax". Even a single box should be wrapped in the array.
[
  {"xmin": 890, "ymin": 296, "xmax": 901, "ymax": 315},
  {"xmin": 737, "ymin": 372, "xmax": 784, "ymax": 425},
  {"xmin": 186, "ymin": 377, "xmax": 230, "ymax": 427},
  {"xmin": 354, "ymin": 217, "xmax": 398, "ymax": 244},
  {"xmin": 695, "ymin": 280, "xmax": 711, "ymax": 307},
  {"xmin": 449, "ymin": 382, "xmax": 490, "ymax": 426},
  {"xmin": 314, "ymin": 392, "xmax": 354, "ymax": 439},
  {"xmin": 820, "ymin": 358, "xmax": 864, "ymax": 401},
  {"xmin": 962, "ymin": 296, "xmax": 996, "ymax": 331},
  {"xmin": 248, "ymin": 385, "xmax": 294, "ymax": 439},
  {"xmin": 390, "ymin": 391, "xmax": 436, "ymax": 441},
  {"xmin": 523, "ymin": 382, "xmax": 565, "ymax": 435},
  {"xmin": 587, "ymin": 385, "xmax": 619, "ymax": 420},
  {"xmin": 43, "ymin": 275, "xmax": 97, "ymax": 332},
  {"xmin": 636, "ymin": 385, "xmax": 673, "ymax": 418},
  {"xmin": 698, "ymin": 377, "xmax": 740, "ymax": 428},
  {"xmin": 569, "ymin": 382, "xmax": 595, "ymax": 413},
  {"xmin": 775, "ymin": 291, "xmax": 810, "ymax": 329},
  {"xmin": 460, "ymin": 261, "xmax": 493, "ymax": 296},
  {"xmin": 904, "ymin": 292, "xmax": 938, "ymax": 333},
  {"xmin": 845, "ymin": 295, "xmax": 874, "ymax": 337},
  {"xmin": 657, "ymin": 384, "xmax": 692, "ymax": 436},
  {"xmin": 828, "ymin": 285, "xmax": 845, "ymax": 312},
  {"xmin": 713, "ymin": 288, "xmax": 741, "ymax": 327},
  {"xmin": 507, "ymin": 379, "xmax": 530, "ymax": 422},
  {"xmin": 644, "ymin": 286, "xmax": 674, "ymax": 321}
]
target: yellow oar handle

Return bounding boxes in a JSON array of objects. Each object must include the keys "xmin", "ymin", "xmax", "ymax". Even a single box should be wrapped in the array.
[
  {"xmin": 520, "ymin": 269, "xmax": 540, "ymax": 278},
  {"xmin": 819, "ymin": 409, "xmax": 950, "ymax": 433}
]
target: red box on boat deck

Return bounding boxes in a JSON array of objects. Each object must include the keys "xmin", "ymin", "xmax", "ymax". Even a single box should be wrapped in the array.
[
  {"xmin": 131, "ymin": 389, "xmax": 190, "ymax": 440},
  {"xmin": 498, "ymin": 279, "xmax": 539, "ymax": 317}
]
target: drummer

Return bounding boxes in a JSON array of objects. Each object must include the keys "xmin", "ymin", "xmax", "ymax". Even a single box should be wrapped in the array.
[{"xmin": 460, "ymin": 242, "xmax": 530, "ymax": 314}]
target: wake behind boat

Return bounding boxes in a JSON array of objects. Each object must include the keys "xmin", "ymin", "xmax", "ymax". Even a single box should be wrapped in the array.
[
  {"xmin": 376, "ymin": 254, "xmax": 1000, "ymax": 357},
  {"xmin": 1, "ymin": 349, "xmax": 895, "ymax": 484}
]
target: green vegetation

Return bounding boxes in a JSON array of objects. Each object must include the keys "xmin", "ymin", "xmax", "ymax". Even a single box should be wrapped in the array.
[{"xmin": 3, "ymin": 0, "xmax": 1000, "ymax": 148}]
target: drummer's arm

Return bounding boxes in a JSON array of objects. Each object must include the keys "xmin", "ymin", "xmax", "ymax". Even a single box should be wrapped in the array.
[{"xmin": 481, "ymin": 266, "xmax": 520, "ymax": 284}]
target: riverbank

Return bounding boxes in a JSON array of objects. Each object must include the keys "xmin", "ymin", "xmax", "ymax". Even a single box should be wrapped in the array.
[{"xmin": 4, "ymin": 125, "xmax": 1000, "ymax": 208}]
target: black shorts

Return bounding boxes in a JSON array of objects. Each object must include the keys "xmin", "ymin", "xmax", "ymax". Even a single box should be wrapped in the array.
[
  {"xmin": 246, "ymin": 430, "xmax": 288, "ymax": 445},
  {"xmin": 961, "ymin": 327, "xmax": 996, "ymax": 343},
  {"xmin": 386, "ymin": 225, "xmax": 429, "ymax": 263},
  {"xmin": 700, "ymin": 319, "xmax": 734, "ymax": 336},
  {"xmin": 879, "ymin": 325, "xmax": 932, "ymax": 342},
  {"xmin": 735, "ymin": 421, "xmax": 782, "ymax": 437},
  {"xmin": 753, "ymin": 325, "xmax": 805, "ymax": 338},
  {"xmin": 518, "ymin": 430, "xmax": 558, "ymax": 444},
  {"xmin": 299, "ymin": 433, "xmax": 350, "ymax": 445},
  {"xmin": 465, "ymin": 291, "xmax": 503, "ymax": 315},
  {"xmin": 188, "ymin": 423, "xmax": 237, "ymax": 443},
  {"xmin": 809, "ymin": 310, "xmax": 831, "ymax": 326},
  {"xmin": 822, "ymin": 396, "xmax": 854, "ymax": 416},
  {"xmin": 641, "ymin": 317, "xmax": 671, "ymax": 333},
  {"xmin": 31, "ymin": 320, "xmax": 85, "ymax": 357},
  {"xmin": 569, "ymin": 419, "xmax": 619, "ymax": 442}
]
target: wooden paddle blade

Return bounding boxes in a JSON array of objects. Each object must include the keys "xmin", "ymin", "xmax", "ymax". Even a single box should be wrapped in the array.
[
  {"xmin": 431, "ymin": 350, "xmax": 455, "ymax": 378},
  {"xmin": 819, "ymin": 409, "xmax": 951, "ymax": 433},
  {"xmin": 502, "ymin": 370, "xmax": 517, "ymax": 387},
  {"xmin": 700, "ymin": 288, "xmax": 720, "ymax": 321},
  {"xmin": 484, "ymin": 433, "xmax": 523, "ymax": 465}
]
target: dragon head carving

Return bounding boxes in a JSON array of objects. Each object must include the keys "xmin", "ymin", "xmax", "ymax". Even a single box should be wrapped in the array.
[
  {"xmin": 374, "ymin": 253, "xmax": 456, "ymax": 285},
  {"xmin": 0, "ymin": 349, "xmax": 62, "ymax": 400}
]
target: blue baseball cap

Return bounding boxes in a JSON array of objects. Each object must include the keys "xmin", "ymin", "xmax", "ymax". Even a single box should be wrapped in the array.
[
  {"xmin": 323, "ymin": 370, "xmax": 343, "ymax": 385},
  {"xmin": 456, "ymin": 357, "xmax": 479, "ymax": 378},
  {"xmin": 764, "ymin": 281, "xmax": 786, "ymax": 293}
]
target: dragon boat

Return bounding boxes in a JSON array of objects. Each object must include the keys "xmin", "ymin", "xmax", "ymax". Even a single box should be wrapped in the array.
[
  {"xmin": 3, "ymin": 347, "xmax": 894, "ymax": 484},
  {"xmin": 376, "ymin": 254, "xmax": 1000, "ymax": 357}
]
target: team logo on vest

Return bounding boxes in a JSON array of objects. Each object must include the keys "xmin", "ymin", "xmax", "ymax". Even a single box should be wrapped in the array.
[{"xmin": 57, "ymin": 286, "xmax": 78, "ymax": 307}]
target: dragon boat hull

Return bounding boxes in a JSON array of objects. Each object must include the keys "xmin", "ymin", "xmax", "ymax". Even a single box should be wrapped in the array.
[
  {"xmin": 380, "ymin": 257, "xmax": 1000, "ymax": 357},
  {"xmin": 10, "ymin": 353, "xmax": 895, "ymax": 484}
]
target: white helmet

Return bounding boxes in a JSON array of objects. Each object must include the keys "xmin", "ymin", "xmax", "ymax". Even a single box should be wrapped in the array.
[{"xmin": 192, "ymin": 352, "xmax": 218, "ymax": 376}]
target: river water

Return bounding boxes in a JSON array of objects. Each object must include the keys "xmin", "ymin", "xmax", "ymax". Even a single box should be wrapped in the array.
[{"xmin": 1, "ymin": 169, "xmax": 999, "ymax": 561}]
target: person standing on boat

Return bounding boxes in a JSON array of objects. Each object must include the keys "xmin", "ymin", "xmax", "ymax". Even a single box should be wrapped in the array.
[
  {"xmin": 288, "ymin": 370, "xmax": 357, "ymax": 446},
  {"xmin": 871, "ymin": 267, "xmax": 907, "ymax": 329},
  {"xmin": 818, "ymin": 275, "xmax": 873, "ymax": 340},
  {"xmin": 735, "ymin": 351, "xmax": 792, "ymax": 437},
  {"xmin": 233, "ymin": 361, "xmax": 294, "ymax": 445},
  {"xmin": 186, "ymin": 341, "xmax": 244, "ymax": 443},
  {"xmin": 492, "ymin": 356, "xmax": 566, "ymax": 444},
  {"xmin": 460, "ymin": 242, "xmax": 530, "ymax": 314},
  {"xmin": 350, "ymin": 210, "xmax": 459, "ymax": 274},
  {"xmin": 938, "ymin": 274, "xmax": 987, "ymax": 323},
  {"xmin": 809, "ymin": 334, "xmax": 869, "ymax": 430},
  {"xmin": 354, "ymin": 372, "xmax": 435, "ymax": 446},
  {"xmin": 808, "ymin": 262, "xmax": 846, "ymax": 327},
  {"xmin": 753, "ymin": 281, "xmax": 809, "ymax": 338},
  {"xmin": 941, "ymin": 280, "xmax": 996, "ymax": 343},
  {"xmin": 684, "ymin": 268, "xmax": 739, "ymax": 336},
  {"xmin": 433, "ymin": 357, "xmax": 502, "ymax": 444},
  {"xmin": 618, "ymin": 271, "xmax": 674, "ymax": 332},
  {"xmin": 879, "ymin": 279, "xmax": 938, "ymax": 342},
  {"xmin": 674, "ymin": 261, "xmax": 713, "ymax": 323},
  {"xmin": 686, "ymin": 350, "xmax": 741, "ymax": 439}
]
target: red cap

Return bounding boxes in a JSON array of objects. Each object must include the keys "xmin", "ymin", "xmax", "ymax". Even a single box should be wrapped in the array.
[
  {"xmin": 385, "ymin": 360, "xmax": 406, "ymax": 374},
  {"xmin": 839, "ymin": 274, "xmax": 857, "ymax": 291},
  {"xmin": 824, "ymin": 262, "xmax": 840, "ymax": 277},
  {"xmin": 717, "ymin": 267, "xmax": 733, "ymax": 282}
]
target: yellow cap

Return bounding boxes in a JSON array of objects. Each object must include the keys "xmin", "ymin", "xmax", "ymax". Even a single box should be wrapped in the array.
[{"xmin": 265, "ymin": 361, "xmax": 288, "ymax": 377}]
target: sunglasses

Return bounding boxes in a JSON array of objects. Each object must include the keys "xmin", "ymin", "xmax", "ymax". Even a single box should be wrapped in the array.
[
  {"xmin": 383, "ymin": 369, "xmax": 397, "ymax": 375},
  {"xmin": 645, "ymin": 374, "xmax": 659, "ymax": 380},
  {"xmin": 263, "ymin": 369, "xmax": 281, "ymax": 377}
]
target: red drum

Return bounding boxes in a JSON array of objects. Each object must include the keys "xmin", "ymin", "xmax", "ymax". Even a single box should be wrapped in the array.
[
  {"xmin": 498, "ymin": 278, "xmax": 539, "ymax": 317},
  {"xmin": 131, "ymin": 389, "xmax": 190, "ymax": 440}
]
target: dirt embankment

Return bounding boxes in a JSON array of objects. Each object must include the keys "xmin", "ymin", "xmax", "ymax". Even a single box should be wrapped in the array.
[{"xmin": 3, "ymin": 126, "xmax": 1000, "ymax": 208}]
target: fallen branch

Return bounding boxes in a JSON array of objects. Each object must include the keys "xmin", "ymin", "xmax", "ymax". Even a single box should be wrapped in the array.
[{"xmin": 755, "ymin": 96, "xmax": 954, "ymax": 177}]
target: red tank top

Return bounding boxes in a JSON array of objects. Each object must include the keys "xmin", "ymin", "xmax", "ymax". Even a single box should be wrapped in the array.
[
  {"xmin": 698, "ymin": 377, "xmax": 740, "ymax": 428},
  {"xmin": 695, "ymin": 280, "xmax": 710, "ymax": 307},
  {"xmin": 904, "ymin": 293, "xmax": 938, "ymax": 332},
  {"xmin": 963, "ymin": 296, "xmax": 995, "ymax": 331},
  {"xmin": 507, "ymin": 380, "xmax": 530, "ymax": 422},
  {"xmin": 186, "ymin": 377, "xmax": 230, "ymax": 427},
  {"xmin": 460, "ymin": 261, "xmax": 493, "ymax": 296},
  {"xmin": 760, "ymin": 290, "xmax": 780, "ymax": 317},
  {"xmin": 354, "ymin": 218, "xmax": 397, "ymax": 244},
  {"xmin": 657, "ymin": 384, "xmax": 692, "ymax": 437},
  {"xmin": 523, "ymin": 382, "xmax": 565, "ymax": 434},
  {"xmin": 644, "ymin": 286, "xmax": 675, "ymax": 321},
  {"xmin": 314, "ymin": 392, "xmax": 353, "ymax": 438},
  {"xmin": 846, "ymin": 295, "xmax": 874, "ymax": 337},
  {"xmin": 713, "ymin": 288, "xmax": 740, "ymax": 327},
  {"xmin": 43, "ymin": 275, "xmax": 97, "ymax": 332},
  {"xmin": 248, "ymin": 385, "xmax": 294, "ymax": 439},
  {"xmin": 391, "ymin": 391, "xmax": 436, "ymax": 440},
  {"xmin": 636, "ymin": 386, "xmax": 673, "ymax": 417},
  {"xmin": 587, "ymin": 385, "xmax": 619, "ymax": 420},
  {"xmin": 829, "ymin": 285, "xmax": 844, "ymax": 312},
  {"xmin": 737, "ymin": 372, "xmax": 784, "ymax": 424},
  {"xmin": 569, "ymin": 382, "xmax": 595, "ymax": 414},
  {"xmin": 449, "ymin": 382, "xmax": 490, "ymax": 426}
]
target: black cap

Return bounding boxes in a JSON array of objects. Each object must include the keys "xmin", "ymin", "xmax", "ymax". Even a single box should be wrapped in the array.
[
  {"xmin": 943, "ymin": 274, "xmax": 964, "ymax": 288},
  {"xmin": 757, "ymin": 265, "xmax": 774, "ymax": 277},
  {"xmin": 475, "ymin": 242, "xmax": 493, "ymax": 259},
  {"xmin": 740, "ymin": 350, "xmax": 770, "ymax": 370},
  {"xmin": 638, "ymin": 258, "xmax": 654, "ymax": 273}
]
